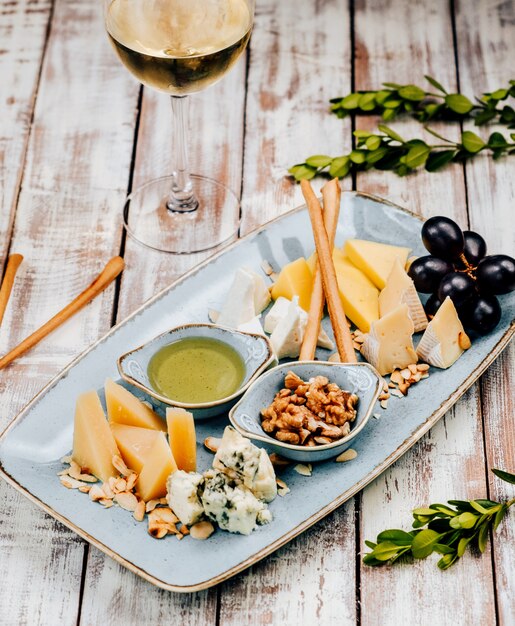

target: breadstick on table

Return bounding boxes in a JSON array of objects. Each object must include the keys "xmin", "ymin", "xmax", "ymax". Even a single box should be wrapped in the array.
[
  {"xmin": 299, "ymin": 179, "xmax": 340, "ymax": 361},
  {"xmin": 0, "ymin": 254, "xmax": 23, "ymax": 328},
  {"xmin": 0, "ymin": 256, "xmax": 124, "ymax": 370},
  {"xmin": 300, "ymin": 180, "xmax": 356, "ymax": 363}
]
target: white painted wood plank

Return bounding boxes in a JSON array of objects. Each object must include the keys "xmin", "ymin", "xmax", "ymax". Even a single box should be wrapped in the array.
[
  {"xmin": 454, "ymin": 1, "xmax": 515, "ymax": 622},
  {"xmin": 0, "ymin": 0, "xmax": 52, "ymax": 261},
  {"xmin": 0, "ymin": 0, "xmax": 139, "ymax": 622},
  {"xmin": 354, "ymin": 1, "xmax": 496, "ymax": 623}
]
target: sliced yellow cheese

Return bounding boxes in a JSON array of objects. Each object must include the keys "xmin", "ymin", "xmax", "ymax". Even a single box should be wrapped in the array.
[
  {"xmin": 72, "ymin": 390, "xmax": 120, "ymax": 482},
  {"xmin": 105, "ymin": 378, "xmax": 165, "ymax": 431},
  {"xmin": 360, "ymin": 303, "xmax": 418, "ymax": 375},
  {"xmin": 416, "ymin": 297, "xmax": 470, "ymax": 368},
  {"xmin": 332, "ymin": 250, "xmax": 380, "ymax": 333},
  {"xmin": 166, "ymin": 408, "xmax": 197, "ymax": 472},
  {"xmin": 136, "ymin": 432, "xmax": 178, "ymax": 501},
  {"xmin": 379, "ymin": 258, "xmax": 428, "ymax": 332},
  {"xmin": 344, "ymin": 239, "xmax": 411, "ymax": 290},
  {"xmin": 270, "ymin": 257, "xmax": 313, "ymax": 312},
  {"xmin": 110, "ymin": 423, "xmax": 159, "ymax": 473}
]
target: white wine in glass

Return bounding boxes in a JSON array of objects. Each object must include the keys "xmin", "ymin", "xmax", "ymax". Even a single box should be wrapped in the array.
[{"xmin": 105, "ymin": 0, "xmax": 255, "ymax": 253}]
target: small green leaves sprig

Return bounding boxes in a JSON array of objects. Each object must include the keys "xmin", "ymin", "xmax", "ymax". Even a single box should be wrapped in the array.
[
  {"xmin": 329, "ymin": 76, "xmax": 515, "ymax": 127},
  {"xmin": 288, "ymin": 125, "xmax": 515, "ymax": 181},
  {"xmin": 363, "ymin": 468, "xmax": 515, "ymax": 571}
]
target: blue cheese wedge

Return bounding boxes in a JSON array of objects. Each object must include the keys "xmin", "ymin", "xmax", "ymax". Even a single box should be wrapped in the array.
[
  {"xmin": 201, "ymin": 470, "xmax": 270, "ymax": 535},
  {"xmin": 360, "ymin": 303, "xmax": 418, "ymax": 375},
  {"xmin": 166, "ymin": 470, "xmax": 205, "ymax": 526},
  {"xmin": 416, "ymin": 297, "xmax": 471, "ymax": 368}
]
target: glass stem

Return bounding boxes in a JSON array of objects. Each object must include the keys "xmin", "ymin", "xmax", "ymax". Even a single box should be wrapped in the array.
[{"xmin": 167, "ymin": 95, "xmax": 199, "ymax": 213}]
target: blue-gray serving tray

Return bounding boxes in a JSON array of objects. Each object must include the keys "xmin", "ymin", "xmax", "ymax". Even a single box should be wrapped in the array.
[{"xmin": 0, "ymin": 191, "xmax": 513, "ymax": 592}]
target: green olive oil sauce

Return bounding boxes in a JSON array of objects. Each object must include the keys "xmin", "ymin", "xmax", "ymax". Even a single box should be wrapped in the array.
[{"xmin": 147, "ymin": 337, "xmax": 245, "ymax": 404}]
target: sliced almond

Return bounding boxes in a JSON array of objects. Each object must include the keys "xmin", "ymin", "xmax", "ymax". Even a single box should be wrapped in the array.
[
  {"xmin": 411, "ymin": 372, "xmax": 422, "ymax": 383},
  {"xmin": 208, "ymin": 309, "xmax": 219, "ymax": 323},
  {"xmin": 112, "ymin": 455, "xmax": 132, "ymax": 477},
  {"xmin": 336, "ymin": 448, "xmax": 358, "ymax": 463},
  {"xmin": 373, "ymin": 413, "xmax": 381, "ymax": 420},
  {"xmin": 102, "ymin": 482, "xmax": 115, "ymax": 499},
  {"xmin": 60, "ymin": 455, "xmax": 73, "ymax": 464},
  {"xmin": 380, "ymin": 399, "xmax": 388, "ymax": 410},
  {"xmin": 180, "ymin": 525, "xmax": 190, "ymax": 536},
  {"xmin": 269, "ymin": 453, "xmax": 291, "ymax": 469},
  {"xmin": 314, "ymin": 436, "xmax": 333, "ymax": 445},
  {"xmin": 400, "ymin": 368, "xmax": 412, "ymax": 380},
  {"xmin": 67, "ymin": 460, "xmax": 83, "ymax": 480},
  {"xmin": 390, "ymin": 389, "xmax": 404, "ymax": 398},
  {"xmin": 276, "ymin": 477, "xmax": 290, "ymax": 496},
  {"xmin": 126, "ymin": 472, "xmax": 138, "ymax": 491},
  {"xmin": 398, "ymin": 382, "xmax": 410, "ymax": 396},
  {"xmin": 378, "ymin": 392, "xmax": 390, "ymax": 401},
  {"xmin": 159, "ymin": 497, "xmax": 168, "ymax": 505},
  {"xmin": 417, "ymin": 363, "xmax": 430, "ymax": 372},
  {"xmin": 204, "ymin": 437, "xmax": 222, "ymax": 453},
  {"xmin": 459, "ymin": 332, "xmax": 472, "ymax": 350},
  {"xmin": 176, "ymin": 533, "xmax": 184, "ymax": 540},
  {"xmin": 77, "ymin": 473, "xmax": 98, "ymax": 483},
  {"xmin": 89, "ymin": 484, "xmax": 106, "ymax": 502},
  {"xmin": 390, "ymin": 370, "xmax": 403, "ymax": 385},
  {"xmin": 99, "ymin": 498, "xmax": 114, "ymax": 508},
  {"xmin": 408, "ymin": 363, "xmax": 418, "ymax": 374},
  {"xmin": 294, "ymin": 463, "xmax": 312, "ymax": 477},
  {"xmin": 133, "ymin": 500, "xmax": 146, "ymax": 522},
  {"xmin": 148, "ymin": 507, "xmax": 179, "ymax": 526},
  {"xmin": 60, "ymin": 476, "xmax": 90, "ymax": 490},
  {"xmin": 115, "ymin": 491, "xmax": 139, "ymax": 511},
  {"xmin": 78, "ymin": 485, "xmax": 92, "ymax": 493},
  {"xmin": 148, "ymin": 524, "xmax": 168, "ymax": 539},
  {"xmin": 190, "ymin": 521, "xmax": 215, "ymax": 540},
  {"xmin": 114, "ymin": 478, "xmax": 127, "ymax": 493},
  {"xmin": 57, "ymin": 468, "xmax": 70, "ymax": 476},
  {"xmin": 146, "ymin": 499, "xmax": 160, "ymax": 513}
]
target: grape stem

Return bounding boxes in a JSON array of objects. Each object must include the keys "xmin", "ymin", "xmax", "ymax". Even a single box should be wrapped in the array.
[{"xmin": 458, "ymin": 252, "xmax": 477, "ymax": 277}]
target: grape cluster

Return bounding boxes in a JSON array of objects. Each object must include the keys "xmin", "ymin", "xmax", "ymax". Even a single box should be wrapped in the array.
[{"xmin": 408, "ymin": 216, "xmax": 515, "ymax": 335}]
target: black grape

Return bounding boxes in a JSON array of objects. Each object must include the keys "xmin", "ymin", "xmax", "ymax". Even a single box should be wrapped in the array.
[
  {"xmin": 476, "ymin": 254, "xmax": 515, "ymax": 295},
  {"xmin": 424, "ymin": 293, "xmax": 442, "ymax": 318},
  {"xmin": 462, "ymin": 231, "xmax": 487, "ymax": 265},
  {"xmin": 408, "ymin": 255, "xmax": 454, "ymax": 293},
  {"xmin": 463, "ymin": 295, "xmax": 502, "ymax": 335},
  {"xmin": 437, "ymin": 272, "xmax": 476, "ymax": 307},
  {"xmin": 421, "ymin": 216, "xmax": 464, "ymax": 260}
]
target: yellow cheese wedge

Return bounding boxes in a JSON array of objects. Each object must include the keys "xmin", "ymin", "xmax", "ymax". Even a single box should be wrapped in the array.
[
  {"xmin": 72, "ymin": 390, "xmax": 120, "ymax": 482},
  {"xmin": 105, "ymin": 378, "xmax": 165, "ymax": 432},
  {"xmin": 332, "ymin": 250, "xmax": 380, "ymax": 333},
  {"xmin": 270, "ymin": 257, "xmax": 313, "ymax": 311},
  {"xmin": 110, "ymin": 423, "xmax": 159, "ymax": 473},
  {"xmin": 136, "ymin": 432, "xmax": 178, "ymax": 501},
  {"xmin": 344, "ymin": 239, "xmax": 411, "ymax": 289},
  {"xmin": 166, "ymin": 408, "xmax": 197, "ymax": 472}
]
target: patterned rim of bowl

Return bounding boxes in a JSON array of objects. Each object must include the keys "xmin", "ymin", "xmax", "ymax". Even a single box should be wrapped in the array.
[{"xmin": 117, "ymin": 323, "xmax": 276, "ymax": 409}]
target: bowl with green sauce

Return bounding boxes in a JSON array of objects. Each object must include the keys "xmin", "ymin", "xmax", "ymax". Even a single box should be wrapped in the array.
[{"xmin": 117, "ymin": 324, "xmax": 275, "ymax": 419}]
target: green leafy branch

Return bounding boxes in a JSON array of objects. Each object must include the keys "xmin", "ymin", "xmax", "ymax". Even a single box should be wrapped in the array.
[
  {"xmin": 288, "ymin": 125, "xmax": 515, "ymax": 181},
  {"xmin": 363, "ymin": 468, "xmax": 515, "ymax": 571},
  {"xmin": 329, "ymin": 76, "xmax": 515, "ymax": 127}
]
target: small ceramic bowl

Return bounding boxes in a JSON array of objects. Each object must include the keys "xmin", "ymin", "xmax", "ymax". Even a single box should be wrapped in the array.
[
  {"xmin": 118, "ymin": 323, "xmax": 276, "ymax": 420},
  {"xmin": 229, "ymin": 361, "xmax": 382, "ymax": 462}
]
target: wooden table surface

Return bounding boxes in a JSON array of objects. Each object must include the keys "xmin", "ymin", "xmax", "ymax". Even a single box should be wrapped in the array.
[{"xmin": 1, "ymin": 0, "xmax": 514, "ymax": 624}]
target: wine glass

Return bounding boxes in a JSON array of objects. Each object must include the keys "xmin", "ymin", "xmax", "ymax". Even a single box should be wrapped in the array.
[{"xmin": 104, "ymin": 0, "xmax": 255, "ymax": 253}]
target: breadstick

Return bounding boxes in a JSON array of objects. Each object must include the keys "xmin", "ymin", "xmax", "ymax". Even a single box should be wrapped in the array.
[
  {"xmin": 0, "ymin": 254, "xmax": 23, "ymax": 327},
  {"xmin": 0, "ymin": 256, "xmax": 124, "ymax": 369},
  {"xmin": 300, "ymin": 180, "xmax": 356, "ymax": 363},
  {"xmin": 299, "ymin": 179, "xmax": 340, "ymax": 360}
]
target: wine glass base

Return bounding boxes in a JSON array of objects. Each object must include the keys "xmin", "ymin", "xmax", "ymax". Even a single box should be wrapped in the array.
[{"xmin": 123, "ymin": 175, "xmax": 240, "ymax": 254}]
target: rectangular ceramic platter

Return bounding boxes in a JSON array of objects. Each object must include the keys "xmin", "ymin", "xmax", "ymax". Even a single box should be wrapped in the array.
[{"xmin": 0, "ymin": 192, "xmax": 513, "ymax": 592}]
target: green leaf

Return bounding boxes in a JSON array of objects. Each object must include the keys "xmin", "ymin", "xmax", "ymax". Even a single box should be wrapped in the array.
[
  {"xmin": 489, "ymin": 88, "xmax": 508, "ymax": 101},
  {"xmin": 492, "ymin": 468, "xmax": 515, "ymax": 485},
  {"xmin": 382, "ymin": 108, "xmax": 397, "ymax": 121},
  {"xmin": 376, "ymin": 529, "xmax": 415, "ymax": 546},
  {"xmin": 375, "ymin": 90, "xmax": 391, "ymax": 105},
  {"xmin": 382, "ymin": 82, "xmax": 402, "ymax": 89},
  {"xmin": 383, "ymin": 98, "xmax": 402, "ymax": 109},
  {"xmin": 493, "ymin": 504, "xmax": 508, "ymax": 531},
  {"xmin": 413, "ymin": 507, "xmax": 438, "ymax": 517},
  {"xmin": 305, "ymin": 155, "xmax": 333, "ymax": 168},
  {"xmin": 437, "ymin": 552, "xmax": 459, "ymax": 570},
  {"xmin": 411, "ymin": 529, "xmax": 441, "ymax": 559},
  {"xmin": 470, "ymin": 500, "xmax": 491, "ymax": 515},
  {"xmin": 457, "ymin": 535, "xmax": 473, "ymax": 557},
  {"xmin": 350, "ymin": 150, "xmax": 366, "ymax": 164},
  {"xmin": 288, "ymin": 164, "xmax": 316, "ymax": 181},
  {"xmin": 477, "ymin": 523, "xmax": 490, "ymax": 553},
  {"xmin": 364, "ymin": 540, "xmax": 377, "ymax": 549},
  {"xmin": 366, "ymin": 146, "xmax": 390, "ymax": 164},
  {"xmin": 424, "ymin": 75, "xmax": 448, "ymax": 94},
  {"xmin": 429, "ymin": 504, "xmax": 458, "ymax": 516},
  {"xmin": 450, "ymin": 512, "xmax": 478, "ymax": 529},
  {"xmin": 365, "ymin": 135, "xmax": 382, "ymax": 150},
  {"xmin": 434, "ymin": 543, "xmax": 455, "ymax": 555},
  {"xmin": 362, "ymin": 554, "xmax": 382, "ymax": 566},
  {"xmin": 369, "ymin": 541, "xmax": 403, "ymax": 561},
  {"xmin": 341, "ymin": 93, "xmax": 362, "ymax": 110},
  {"xmin": 377, "ymin": 124, "xmax": 405, "ymax": 143},
  {"xmin": 398, "ymin": 84, "xmax": 426, "ymax": 101},
  {"xmin": 488, "ymin": 132, "xmax": 506, "ymax": 148},
  {"xmin": 329, "ymin": 156, "xmax": 351, "ymax": 178},
  {"xmin": 353, "ymin": 130, "xmax": 372, "ymax": 138},
  {"xmin": 405, "ymin": 142, "xmax": 431, "ymax": 168},
  {"xmin": 359, "ymin": 92, "xmax": 378, "ymax": 111},
  {"xmin": 445, "ymin": 93, "xmax": 474, "ymax": 114},
  {"xmin": 461, "ymin": 131, "xmax": 486, "ymax": 153},
  {"xmin": 425, "ymin": 150, "xmax": 456, "ymax": 172},
  {"xmin": 474, "ymin": 109, "xmax": 498, "ymax": 126}
]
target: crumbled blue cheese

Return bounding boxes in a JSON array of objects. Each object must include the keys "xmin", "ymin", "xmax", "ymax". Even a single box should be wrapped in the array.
[
  {"xmin": 166, "ymin": 470, "xmax": 205, "ymax": 526},
  {"xmin": 201, "ymin": 470, "xmax": 268, "ymax": 535}
]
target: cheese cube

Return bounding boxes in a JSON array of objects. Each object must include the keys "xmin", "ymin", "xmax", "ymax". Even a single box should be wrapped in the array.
[
  {"xmin": 332, "ymin": 251, "xmax": 380, "ymax": 333},
  {"xmin": 110, "ymin": 423, "xmax": 159, "ymax": 473},
  {"xmin": 379, "ymin": 258, "xmax": 428, "ymax": 332},
  {"xmin": 269, "ymin": 296, "xmax": 307, "ymax": 359},
  {"xmin": 416, "ymin": 297, "xmax": 471, "ymax": 368},
  {"xmin": 360, "ymin": 304, "xmax": 418, "ymax": 375},
  {"xmin": 72, "ymin": 390, "xmax": 120, "ymax": 482},
  {"xmin": 344, "ymin": 239, "xmax": 411, "ymax": 290},
  {"xmin": 136, "ymin": 432, "xmax": 178, "ymax": 501},
  {"xmin": 166, "ymin": 408, "xmax": 197, "ymax": 472},
  {"xmin": 105, "ymin": 378, "xmax": 165, "ymax": 431},
  {"xmin": 270, "ymin": 257, "xmax": 313, "ymax": 312}
]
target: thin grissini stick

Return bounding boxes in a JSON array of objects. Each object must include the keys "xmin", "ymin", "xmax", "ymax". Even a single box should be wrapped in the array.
[
  {"xmin": 299, "ymin": 179, "xmax": 341, "ymax": 361},
  {"xmin": 300, "ymin": 180, "xmax": 356, "ymax": 363},
  {"xmin": 0, "ymin": 256, "xmax": 124, "ymax": 370},
  {"xmin": 0, "ymin": 254, "xmax": 23, "ymax": 327}
]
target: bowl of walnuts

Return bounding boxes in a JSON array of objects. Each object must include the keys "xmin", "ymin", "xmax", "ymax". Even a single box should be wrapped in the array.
[{"xmin": 228, "ymin": 361, "xmax": 382, "ymax": 462}]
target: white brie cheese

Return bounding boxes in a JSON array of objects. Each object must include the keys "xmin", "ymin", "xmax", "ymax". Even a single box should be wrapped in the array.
[
  {"xmin": 166, "ymin": 470, "xmax": 205, "ymax": 526},
  {"xmin": 416, "ymin": 297, "xmax": 470, "ymax": 368},
  {"xmin": 243, "ymin": 267, "xmax": 271, "ymax": 314},
  {"xmin": 269, "ymin": 296, "xmax": 307, "ymax": 359},
  {"xmin": 216, "ymin": 268, "xmax": 256, "ymax": 328},
  {"xmin": 237, "ymin": 316, "xmax": 265, "ymax": 336}
]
